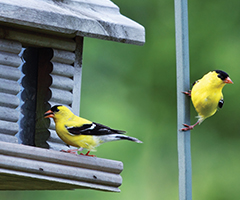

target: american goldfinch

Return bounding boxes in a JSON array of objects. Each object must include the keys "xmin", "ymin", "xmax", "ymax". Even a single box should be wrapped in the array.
[
  {"xmin": 44, "ymin": 105, "xmax": 142, "ymax": 156},
  {"xmin": 181, "ymin": 70, "xmax": 233, "ymax": 131}
]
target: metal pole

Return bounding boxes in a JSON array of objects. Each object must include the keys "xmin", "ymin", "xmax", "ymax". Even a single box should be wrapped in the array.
[{"xmin": 174, "ymin": 0, "xmax": 192, "ymax": 199}]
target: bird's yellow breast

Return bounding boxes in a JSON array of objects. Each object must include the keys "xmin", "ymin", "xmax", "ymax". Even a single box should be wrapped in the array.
[
  {"xmin": 53, "ymin": 113, "xmax": 100, "ymax": 150},
  {"xmin": 191, "ymin": 74, "xmax": 224, "ymax": 122},
  {"xmin": 192, "ymin": 89, "xmax": 222, "ymax": 120}
]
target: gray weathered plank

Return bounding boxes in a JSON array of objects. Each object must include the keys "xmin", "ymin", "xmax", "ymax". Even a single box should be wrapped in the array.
[
  {"xmin": 0, "ymin": 51, "xmax": 22, "ymax": 67},
  {"xmin": 52, "ymin": 49, "xmax": 75, "ymax": 65},
  {"xmin": 0, "ymin": 141, "xmax": 123, "ymax": 191},
  {"xmin": 0, "ymin": 78, "xmax": 20, "ymax": 95},
  {"xmin": 50, "ymin": 88, "xmax": 73, "ymax": 105},
  {"xmin": 0, "ymin": 64, "xmax": 21, "ymax": 81},
  {"xmin": 0, "ymin": 39, "xmax": 22, "ymax": 53},
  {"xmin": 47, "ymin": 141, "xmax": 68, "ymax": 152},
  {"xmin": 0, "ymin": 168, "xmax": 120, "ymax": 191},
  {"xmin": 0, "ymin": 93, "xmax": 20, "ymax": 108},
  {"xmin": 51, "ymin": 74, "xmax": 74, "ymax": 91},
  {"xmin": 71, "ymin": 36, "xmax": 83, "ymax": 114},
  {"xmin": 0, "ymin": 141, "xmax": 123, "ymax": 174},
  {"xmin": 51, "ymin": 62, "xmax": 75, "ymax": 77},
  {"xmin": 0, "ymin": 135, "xmax": 18, "ymax": 143},
  {"xmin": 0, "ymin": 38, "xmax": 21, "ymax": 144},
  {"xmin": 0, "ymin": 120, "xmax": 19, "ymax": 135},
  {"xmin": 0, "ymin": 106, "xmax": 19, "ymax": 122},
  {"xmin": 0, "ymin": 154, "xmax": 122, "ymax": 187},
  {"xmin": 0, "ymin": 27, "xmax": 76, "ymax": 51}
]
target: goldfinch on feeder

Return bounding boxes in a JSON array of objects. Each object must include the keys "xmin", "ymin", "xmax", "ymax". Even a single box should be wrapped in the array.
[{"xmin": 44, "ymin": 105, "xmax": 142, "ymax": 156}]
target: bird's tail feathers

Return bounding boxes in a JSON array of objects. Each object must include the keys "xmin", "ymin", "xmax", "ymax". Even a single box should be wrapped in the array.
[
  {"xmin": 115, "ymin": 135, "xmax": 143, "ymax": 143},
  {"xmin": 115, "ymin": 129, "xmax": 126, "ymax": 134},
  {"xmin": 98, "ymin": 134, "xmax": 142, "ymax": 143}
]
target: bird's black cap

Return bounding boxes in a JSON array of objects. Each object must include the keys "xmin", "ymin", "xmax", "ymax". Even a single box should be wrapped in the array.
[
  {"xmin": 51, "ymin": 105, "xmax": 62, "ymax": 112},
  {"xmin": 215, "ymin": 70, "xmax": 229, "ymax": 81}
]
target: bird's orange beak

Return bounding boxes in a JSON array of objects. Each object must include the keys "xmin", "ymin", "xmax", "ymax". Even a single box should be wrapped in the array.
[
  {"xmin": 224, "ymin": 77, "xmax": 233, "ymax": 84},
  {"xmin": 44, "ymin": 110, "xmax": 54, "ymax": 118}
]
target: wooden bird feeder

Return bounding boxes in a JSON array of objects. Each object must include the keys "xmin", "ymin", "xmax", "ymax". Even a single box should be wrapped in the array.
[{"xmin": 0, "ymin": 0, "xmax": 145, "ymax": 192}]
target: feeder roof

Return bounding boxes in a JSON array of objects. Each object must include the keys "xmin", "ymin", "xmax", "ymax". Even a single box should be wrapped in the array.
[{"xmin": 0, "ymin": 0, "xmax": 145, "ymax": 45}]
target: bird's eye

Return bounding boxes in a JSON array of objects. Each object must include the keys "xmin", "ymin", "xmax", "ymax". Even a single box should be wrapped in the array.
[{"xmin": 217, "ymin": 74, "xmax": 224, "ymax": 80}]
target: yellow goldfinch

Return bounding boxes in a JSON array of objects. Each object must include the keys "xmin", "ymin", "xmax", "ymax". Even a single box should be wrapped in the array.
[
  {"xmin": 181, "ymin": 70, "xmax": 233, "ymax": 131},
  {"xmin": 44, "ymin": 105, "xmax": 142, "ymax": 156}
]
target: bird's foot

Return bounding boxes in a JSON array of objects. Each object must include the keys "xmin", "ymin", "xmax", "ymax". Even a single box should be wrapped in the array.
[
  {"xmin": 80, "ymin": 151, "xmax": 96, "ymax": 157},
  {"xmin": 180, "ymin": 124, "xmax": 194, "ymax": 131},
  {"xmin": 180, "ymin": 121, "xmax": 200, "ymax": 131},
  {"xmin": 182, "ymin": 90, "xmax": 191, "ymax": 97},
  {"xmin": 60, "ymin": 149, "xmax": 79, "ymax": 155}
]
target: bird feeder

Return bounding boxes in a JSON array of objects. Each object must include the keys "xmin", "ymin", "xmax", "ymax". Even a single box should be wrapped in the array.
[{"xmin": 0, "ymin": 0, "xmax": 145, "ymax": 192}]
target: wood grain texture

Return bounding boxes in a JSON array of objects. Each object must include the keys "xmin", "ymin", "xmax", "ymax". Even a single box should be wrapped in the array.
[
  {"xmin": 0, "ymin": 141, "xmax": 123, "ymax": 191},
  {"xmin": 0, "ymin": 0, "xmax": 145, "ymax": 45}
]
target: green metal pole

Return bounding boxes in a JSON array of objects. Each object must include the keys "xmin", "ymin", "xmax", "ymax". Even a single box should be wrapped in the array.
[{"xmin": 174, "ymin": 0, "xmax": 192, "ymax": 199}]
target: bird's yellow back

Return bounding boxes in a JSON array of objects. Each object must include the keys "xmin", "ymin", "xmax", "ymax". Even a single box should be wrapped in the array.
[
  {"xmin": 52, "ymin": 106, "xmax": 94, "ymax": 148},
  {"xmin": 191, "ymin": 71, "xmax": 225, "ymax": 122}
]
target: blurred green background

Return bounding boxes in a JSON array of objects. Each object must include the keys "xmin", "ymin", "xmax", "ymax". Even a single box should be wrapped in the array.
[{"xmin": 1, "ymin": 0, "xmax": 240, "ymax": 199}]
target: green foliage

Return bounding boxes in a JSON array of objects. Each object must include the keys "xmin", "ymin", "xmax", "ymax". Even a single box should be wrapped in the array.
[{"xmin": 1, "ymin": 0, "xmax": 240, "ymax": 199}]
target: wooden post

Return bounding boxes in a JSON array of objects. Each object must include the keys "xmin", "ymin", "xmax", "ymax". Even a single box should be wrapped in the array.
[
  {"xmin": 72, "ymin": 36, "xmax": 83, "ymax": 114},
  {"xmin": 174, "ymin": 0, "xmax": 192, "ymax": 199}
]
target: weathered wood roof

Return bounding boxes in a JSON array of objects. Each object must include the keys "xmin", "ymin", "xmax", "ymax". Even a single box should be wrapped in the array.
[{"xmin": 0, "ymin": 0, "xmax": 145, "ymax": 45}]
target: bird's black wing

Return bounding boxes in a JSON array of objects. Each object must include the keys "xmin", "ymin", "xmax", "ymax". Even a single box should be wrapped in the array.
[
  {"xmin": 66, "ymin": 122, "xmax": 126, "ymax": 136},
  {"xmin": 192, "ymin": 80, "xmax": 199, "ymax": 87},
  {"xmin": 218, "ymin": 98, "xmax": 224, "ymax": 108},
  {"xmin": 65, "ymin": 123, "xmax": 95, "ymax": 135}
]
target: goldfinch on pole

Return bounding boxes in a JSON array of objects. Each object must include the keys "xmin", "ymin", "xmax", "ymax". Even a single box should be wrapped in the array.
[{"xmin": 181, "ymin": 70, "xmax": 233, "ymax": 131}]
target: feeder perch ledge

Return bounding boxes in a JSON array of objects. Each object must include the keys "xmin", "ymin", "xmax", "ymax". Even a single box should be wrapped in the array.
[{"xmin": 0, "ymin": 141, "xmax": 123, "ymax": 191}]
